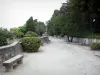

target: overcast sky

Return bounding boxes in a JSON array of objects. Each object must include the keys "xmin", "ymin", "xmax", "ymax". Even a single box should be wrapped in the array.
[{"xmin": 0, "ymin": 0, "xmax": 65, "ymax": 29}]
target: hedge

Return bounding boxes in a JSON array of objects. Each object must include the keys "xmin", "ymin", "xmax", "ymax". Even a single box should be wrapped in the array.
[
  {"xmin": 0, "ymin": 36, "xmax": 7, "ymax": 46},
  {"xmin": 21, "ymin": 37, "xmax": 41, "ymax": 52},
  {"xmin": 91, "ymin": 43, "xmax": 100, "ymax": 50},
  {"xmin": 24, "ymin": 31, "xmax": 38, "ymax": 37}
]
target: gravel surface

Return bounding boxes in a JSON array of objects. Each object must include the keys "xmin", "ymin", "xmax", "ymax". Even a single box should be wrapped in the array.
[{"xmin": 1, "ymin": 37, "xmax": 100, "ymax": 75}]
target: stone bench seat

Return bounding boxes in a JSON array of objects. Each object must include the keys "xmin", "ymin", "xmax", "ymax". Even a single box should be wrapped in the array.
[{"xmin": 3, "ymin": 54, "xmax": 24, "ymax": 72}]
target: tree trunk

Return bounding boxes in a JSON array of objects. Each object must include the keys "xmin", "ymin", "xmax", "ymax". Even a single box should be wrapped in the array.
[
  {"xmin": 67, "ymin": 36, "xmax": 70, "ymax": 42},
  {"xmin": 70, "ymin": 36, "xmax": 73, "ymax": 42}
]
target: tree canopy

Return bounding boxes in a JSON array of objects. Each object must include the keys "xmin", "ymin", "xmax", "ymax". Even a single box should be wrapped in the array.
[
  {"xmin": 47, "ymin": 0, "xmax": 100, "ymax": 39},
  {"xmin": 26, "ymin": 17, "xmax": 35, "ymax": 32},
  {"xmin": 10, "ymin": 16, "xmax": 46, "ymax": 38}
]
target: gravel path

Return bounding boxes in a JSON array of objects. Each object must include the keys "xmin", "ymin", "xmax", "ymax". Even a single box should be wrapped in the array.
[{"xmin": 2, "ymin": 37, "xmax": 100, "ymax": 75}]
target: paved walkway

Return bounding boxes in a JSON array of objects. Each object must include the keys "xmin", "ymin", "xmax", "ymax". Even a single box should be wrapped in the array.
[{"xmin": 2, "ymin": 37, "xmax": 100, "ymax": 75}]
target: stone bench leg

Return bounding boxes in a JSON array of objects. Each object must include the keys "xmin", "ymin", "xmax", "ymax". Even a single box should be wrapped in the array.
[
  {"xmin": 5, "ymin": 65, "xmax": 13, "ymax": 72},
  {"xmin": 17, "ymin": 59, "xmax": 23, "ymax": 64}
]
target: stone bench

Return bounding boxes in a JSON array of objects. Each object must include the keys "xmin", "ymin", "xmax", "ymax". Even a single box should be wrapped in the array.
[
  {"xmin": 41, "ymin": 36, "xmax": 51, "ymax": 44},
  {"xmin": 3, "ymin": 54, "xmax": 24, "ymax": 72}
]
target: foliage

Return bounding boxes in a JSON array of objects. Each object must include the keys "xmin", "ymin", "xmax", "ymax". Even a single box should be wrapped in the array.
[
  {"xmin": 47, "ymin": 11, "xmax": 67, "ymax": 36},
  {"xmin": 10, "ymin": 17, "xmax": 46, "ymax": 38},
  {"xmin": 91, "ymin": 43, "xmax": 100, "ymax": 50},
  {"xmin": 86, "ymin": 34, "xmax": 100, "ymax": 39},
  {"xmin": 35, "ymin": 22, "xmax": 46, "ymax": 36},
  {"xmin": 18, "ymin": 25, "xmax": 26, "ymax": 33},
  {"xmin": 0, "ymin": 27, "xmax": 13, "ymax": 46},
  {"xmin": 24, "ymin": 31, "xmax": 38, "ymax": 37},
  {"xmin": 47, "ymin": 0, "xmax": 100, "ymax": 40},
  {"xmin": 0, "ymin": 36, "xmax": 7, "ymax": 46},
  {"xmin": 10, "ymin": 27, "xmax": 24, "ymax": 38},
  {"xmin": 21, "ymin": 37, "xmax": 41, "ymax": 52},
  {"xmin": 0, "ymin": 28, "xmax": 13, "ymax": 39},
  {"xmin": 25, "ymin": 17, "xmax": 35, "ymax": 32}
]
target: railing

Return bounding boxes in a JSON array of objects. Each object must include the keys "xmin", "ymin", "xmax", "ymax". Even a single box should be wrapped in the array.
[{"xmin": 0, "ymin": 41, "xmax": 23, "ymax": 65}]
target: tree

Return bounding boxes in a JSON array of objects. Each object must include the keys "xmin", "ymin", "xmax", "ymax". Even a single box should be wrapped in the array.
[
  {"xmin": 26, "ymin": 16, "xmax": 35, "ymax": 32},
  {"xmin": 35, "ymin": 22, "xmax": 46, "ymax": 36},
  {"xmin": 47, "ymin": 0, "xmax": 100, "ymax": 41},
  {"xmin": 18, "ymin": 25, "xmax": 26, "ymax": 34},
  {"xmin": 47, "ymin": 10, "xmax": 63, "ymax": 36},
  {"xmin": 65, "ymin": 0, "xmax": 89, "ymax": 37},
  {"xmin": 0, "ymin": 27, "xmax": 13, "ymax": 39},
  {"xmin": 0, "ymin": 27, "xmax": 13, "ymax": 46},
  {"xmin": 10, "ymin": 27, "xmax": 24, "ymax": 38},
  {"xmin": 11, "ymin": 17, "xmax": 46, "ymax": 37}
]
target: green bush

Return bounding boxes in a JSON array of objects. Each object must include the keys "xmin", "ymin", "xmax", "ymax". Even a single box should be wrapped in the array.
[
  {"xmin": 91, "ymin": 43, "xmax": 100, "ymax": 50},
  {"xmin": 21, "ymin": 37, "xmax": 41, "ymax": 52},
  {"xmin": 0, "ymin": 36, "xmax": 7, "ymax": 46},
  {"xmin": 24, "ymin": 31, "xmax": 38, "ymax": 37},
  {"xmin": 86, "ymin": 34, "xmax": 100, "ymax": 39},
  {"xmin": 0, "ymin": 28, "xmax": 13, "ymax": 39}
]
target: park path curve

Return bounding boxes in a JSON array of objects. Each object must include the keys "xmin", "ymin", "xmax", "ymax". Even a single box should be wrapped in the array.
[{"xmin": 3, "ymin": 37, "xmax": 100, "ymax": 75}]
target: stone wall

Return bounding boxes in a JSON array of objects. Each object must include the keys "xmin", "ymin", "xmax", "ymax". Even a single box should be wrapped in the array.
[
  {"xmin": 72, "ymin": 37, "xmax": 100, "ymax": 45},
  {"xmin": 64, "ymin": 36, "xmax": 100, "ymax": 46},
  {"xmin": 0, "ymin": 41, "xmax": 22, "ymax": 65}
]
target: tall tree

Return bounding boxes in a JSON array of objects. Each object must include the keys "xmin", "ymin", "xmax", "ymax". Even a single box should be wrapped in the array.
[
  {"xmin": 26, "ymin": 17, "xmax": 35, "ymax": 32},
  {"xmin": 35, "ymin": 22, "xmax": 46, "ymax": 36},
  {"xmin": 47, "ymin": 0, "xmax": 100, "ymax": 39}
]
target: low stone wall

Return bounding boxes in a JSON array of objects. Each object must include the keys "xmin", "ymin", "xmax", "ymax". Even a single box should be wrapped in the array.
[
  {"xmin": 72, "ymin": 37, "xmax": 100, "ymax": 45},
  {"xmin": 64, "ymin": 36, "xmax": 100, "ymax": 46},
  {"xmin": 0, "ymin": 41, "xmax": 23, "ymax": 65}
]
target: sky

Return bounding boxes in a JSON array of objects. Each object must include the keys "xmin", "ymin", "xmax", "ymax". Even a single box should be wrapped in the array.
[{"xmin": 0, "ymin": 0, "xmax": 65, "ymax": 29}]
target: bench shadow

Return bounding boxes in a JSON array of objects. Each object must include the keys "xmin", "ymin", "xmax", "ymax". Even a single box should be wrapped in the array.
[
  {"xmin": 13, "ymin": 64, "xmax": 18, "ymax": 69},
  {"xmin": 24, "ymin": 49, "xmax": 44, "ymax": 54}
]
